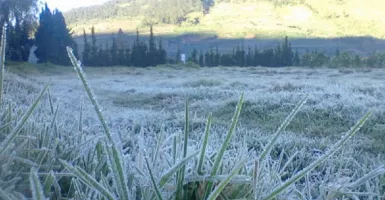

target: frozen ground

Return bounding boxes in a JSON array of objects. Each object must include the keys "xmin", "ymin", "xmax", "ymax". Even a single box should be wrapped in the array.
[
  {"xmin": 4, "ymin": 65, "xmax": 385, "ymax": 198},
  {"xmin": 7, "ymin": 66, "xmax": 385, "ymax": 153}
]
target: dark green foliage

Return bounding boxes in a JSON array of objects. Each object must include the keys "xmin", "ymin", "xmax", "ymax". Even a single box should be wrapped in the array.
[
  {"xmin": 83, "ymin": 26, "xmax": 168, "ymax": 67},
  {"xmin": 189, "ymin": 48, "xmax": 198, "ymax": 64},
  {"xmin": 82, "ymin": 29, "xmax": 91, "ymax": 65},
  {"xmin": 34, "ymin": 4, "xmax": 77, "ymax": 65},
  {"xmin": 6, "ymin": 17, "xmax": 33, "ymax": 62},
  {"xmin": 198, "ymin": 51, "xmax": 204, "ymax": 66},
  {"xmin": 175, "ymin": 48, "xmax": 181, "ymax": 64}
]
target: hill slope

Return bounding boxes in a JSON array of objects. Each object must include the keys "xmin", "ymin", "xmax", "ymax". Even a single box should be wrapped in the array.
[{"xmin": 65, "ymin": 0, "xmax": 385, "ymax": 39}]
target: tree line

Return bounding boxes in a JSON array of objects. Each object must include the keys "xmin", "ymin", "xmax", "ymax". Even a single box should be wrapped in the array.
[
  {"xmin": 185, "ymin": 36, "xmax": 299, "ymax": 67},
  {"xmin": 82, "ymin": 26, "xmax": 167, "ymax": 67},
  {"xmin": 187, "ymin": 42, "xmax": 385, "ymax": 68}
]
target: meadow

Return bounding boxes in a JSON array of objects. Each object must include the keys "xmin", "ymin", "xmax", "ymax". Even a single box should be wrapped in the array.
[{"xmin": 2, "ymin": 59, "xmax": 385, "ymax": 199}]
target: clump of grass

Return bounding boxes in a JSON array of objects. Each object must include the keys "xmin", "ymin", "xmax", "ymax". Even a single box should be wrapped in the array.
[{"xmin": 183, "ymin": 79, "xmax": 222, "ymax": 88}]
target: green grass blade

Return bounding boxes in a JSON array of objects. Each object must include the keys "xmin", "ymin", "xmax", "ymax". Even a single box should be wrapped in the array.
[
  {"xmin": 205, "ymin": 93, "xmax": 244, "ymax": 197},
  {"xmin": 30, "ymin": 167, "xmax": 46, "ymax": 200},
  {"xmin": 259, "ymin": 95, "xmax": 308, "ymax": 163},
  {"xmin": 206, "ymin": 157, "xmax": 248, "ymax": 200},
  {"xmin": 0, "ymin": 121, "xmax": 12, "ymax": 132},
  {"xmin": 66, "ymin": 46, "xmax": 113, "ymax": 142},
  {"xmin": 43, "ymin": 171, "xmax": 55, "ymax": 197},
  {"xmin": 0, "ymin": 23, "xmax": 7, "ymax": 105},
  {"xmin": 0, "ymin": 187, "xmax": 14, "ymax": 200},
  {"xmin": 198, "ymin": 113, "xmax": 212, "ymax": 175},
  {"xmin": 176, "ymin": 101, "xmax": 190, "ymax": 199},
  {"xmin": 172, "ymin": 135, "xmax": 177, "ymax": 165},
  {"xmin": 0, "ymin": 82, "xmax": 49, "ymax": 157},
  {"xmin": 159, "ymin": 150, "xmax": 199, "ymax": 188},
  {"xmin": 105, "ymin": 143, "xmax": 130, "ymax": 200},
  {"xmin": 145, "ymin": 154, "xmax": 164, "ymax": 200},
  {"xmin": 262, "ymin": 111, "xmax": 372, "ymax": 200},
  {"xmin": 59, "ymin": 159, "xmax": 116, "ymax": 200},
  {"xmin": 79, "ymin": 100, "xmax": 83, "ymax": 132}
]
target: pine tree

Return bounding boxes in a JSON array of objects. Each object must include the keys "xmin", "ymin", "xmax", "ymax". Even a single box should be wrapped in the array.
[
  {"xmin": 34, "ymin": 4, "xmax": 77, "ymax": 65},
  {"xmin": 131, "ymin": 29, "xmax": 140, "ymax": 66},
  {"xmin": 293, "ymin": 50, "xmax": 300, "ymax": 66},
  {"xmin": 124, "ymin": 48, "xmax": 131, "ymax": 66},
  {"xmin": 82, "ymin": 29, "xmax": 91, "ymax": 65},
  {"xmin": 190, "ymin": 48, "xmax": 198, "ymax": 64},
  {"xmin": 214, "ymin": 46, "xmax": 220, "ymax": 66},
  {"xmin": 50, "ymin": 9, "xmax": 77, "ymax": 65},
  {"xmin": 110, "ymin": 37, "xmax": 118, "ymax": 66},
  {"xmin": 246, "ymin": 46, "xmax": 253, "ymax": 66},
  {"xmin": 198, "ymin": 50, "xmax": 204, "ymax": 66},
  {"xmin": 34, "ymin": 3, "xmax": 54, "ymax": 63},
  {"xmin": 90, "ymin": 26, "xmax": 98, "ymax": 65},
  {"xmin": 147, "ymin": 25, "xmax": 157, "ymax": 66},
  {"xmin": 175, "ymin": 48, "xmax": 181, "ymax": 64},
  {"xmin": 158, "ymin": 39, "xmax": 167, "ymax": 64}
]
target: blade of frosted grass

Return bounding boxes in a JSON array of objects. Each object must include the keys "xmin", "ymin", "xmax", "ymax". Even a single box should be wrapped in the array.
[
  {"xmin": 0, "ymin": 187, "xmax": 14, "ymax": 200},
  {"xmin": 0, "ymin": 82, "xmax": 49, "ymax": 157},
  {"xmin": 30, "ymin": 167, "xmax": 46, "ymax": 200},
  {"xmin": 7, "ymin": 102, "xmax": 12, "ymax": 134},
  {"xmin": 67, "ymin": 47, "xmax": 130, "ymax": 199},
  {"xmin": 105, "ymin": 143, "xmax": 130, "ymax": 200},
  {"xmin": 176, "ymin": 101, "xmax": 190, "ymax": 199},
  {"xmin": 47, "ymin": 89, "xmax": 54, "ymax": 114},
  {"xmin": 145, "ymin": 154, "xmax": 164, "ymax": 200},
  {"xmin": 79, "ymin": 100, "xmax": 83, "ymax": 132},
  {"xmin": 0, "ymin": 23, "xmax": 7, "ymax": 105},
  {"xmin": 159, "ymin": 151, "xmax": 199, "ymax": 188},
  {"xmin": 59, "ymin": 159, "xmax": 116, "ymax": 200},
  {"xmin": 207, "ymin": 157, "xmax": 248, "ymax": 200},
  {"xmin": 347, "ymin": 166, "xmax": 385, "ymax": 189},
  {"xmin": 0, "ymin": 122, "xmax": 12, "ymax": 132},
  {"xmin": 66, "ymin": 47, "xmax": 113, "ymax": 142},
  {"xmin": 259, "ymin": 95, "xmax": 308, "ymax": 163},
  {"xmin": 198, "ymin": 113, "xmax": 212, "ymax": 175},
  {"xmin": 205, "ymin": 93, "xmax": 244, "ymax": 197},
  {"xmin": 172, "ymin": 135, "xmax": 176, "ymax": 165},
  {"xmin": 43, "ymin": 171, "xmax": 55, "ymax": 197},
  {"xmin": 262, "ymin": 111, "xmax": 372, "ymax": 200}
]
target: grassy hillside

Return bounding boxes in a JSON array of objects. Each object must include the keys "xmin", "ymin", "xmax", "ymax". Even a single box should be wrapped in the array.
[{"xmin": 65, "ymin": 0, "xmax": 385, "ymax": 39}]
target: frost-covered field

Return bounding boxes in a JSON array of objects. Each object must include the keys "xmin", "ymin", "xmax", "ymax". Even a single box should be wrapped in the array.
[
  {"xmin": 32, "ymin": 66, "xmax": 385, "ymax": 151},
  {"xmin": 3, "ymin": 65, "xmax": 385, "ymax": 199}
]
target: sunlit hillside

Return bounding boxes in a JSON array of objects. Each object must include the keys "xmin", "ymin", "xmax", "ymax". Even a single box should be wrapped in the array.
[{"xmin": 65, "ymin": 0, "xmax": 385, "ymax": 39}]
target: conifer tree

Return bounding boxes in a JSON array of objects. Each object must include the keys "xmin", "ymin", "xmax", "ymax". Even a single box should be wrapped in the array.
[
  {"xmin": 147, "ymin": 25, "xmax": 157, "ymax": 66},
  {"xmin": 293, "ymin": 49, "xmax": 301, "ymax": 66},
  {"xmin": 198, "ymin": 50, "xmax": 204, "ymax": 66},
  {"xmin": 82, "ymin": 29, "xmax": 91, "ymax": 65},
  {"xmin": 175, "ymin": 48, "xmax": 181, "ymax": 64},
  {"xmin": 157, "ymin": 39, "xmax": 167, "ymax": 64},
  {"xmin": 190, "ymin": 48, "xmax": 198, "ymax": 64},
  {"xmin": 34, "ymin": 4, "xmax": 77, "ymax": 65},
  {"xmin": 214, "ymin": 46, "xmax": 220, "ymax": 66},
  {"xmin": 34, "ymin": 3, "xmax": 54, "ymax": 63},
  {"xmin": 90, "ymin": 26, "xmax": 98, "ymax": 65}
]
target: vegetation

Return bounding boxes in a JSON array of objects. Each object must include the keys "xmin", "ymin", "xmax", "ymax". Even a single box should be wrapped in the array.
[
  {"xmin": 82, "ymin": 28, "xmax": 385, "ymax": 68},
  {"xmin": 64, "ymin": 0, "xmax": 385, "ymax": 39},
  {"xmin": 82, "ymin": 26, "xmax": 167, "ymax": 67},
  {"xmin": 1, "ymin": 18, "xmax": 385, "ymax": 198},
  {"xmin": 34, "ymin": 4, "xmax": 78, "ymax": 65},
  {"xmin": 0, "ymin": 0, "xmax": 38, "ymax": 63}
]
